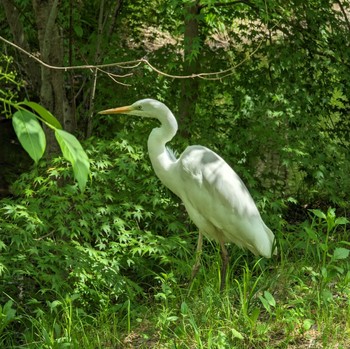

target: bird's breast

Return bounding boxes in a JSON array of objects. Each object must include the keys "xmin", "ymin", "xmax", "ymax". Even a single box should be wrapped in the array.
[{"xmin": 182, "ymin": 200, "xmax": 224, "ymax": 242}]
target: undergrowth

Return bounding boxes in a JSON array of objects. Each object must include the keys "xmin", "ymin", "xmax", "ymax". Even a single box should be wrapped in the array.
[{"xmin": 0, "ymin": 136, "xmax": 349, "ymax": 348}]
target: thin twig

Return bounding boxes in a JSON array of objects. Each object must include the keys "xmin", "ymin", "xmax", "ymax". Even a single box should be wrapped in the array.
[
  {"xmin": 140, "ymin": 37, "xmax": 262, "ymax": 80},
  {"xmin": 0, "ymin": 35, "xmax": 140, "ymax": 71},
  {"xmin": 86, "ymin": 67, "xmax": 98, "ymax": 137},
  {"xmin": 106, "ymin": 72, "xmax": 132, "ymax": 86},
  {"xmin": 0, "ymin": 34, "xmax": 263, "ymax": 81}
]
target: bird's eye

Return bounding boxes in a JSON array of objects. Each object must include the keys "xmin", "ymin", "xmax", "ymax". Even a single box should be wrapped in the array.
[{"xmin": 136, "ymin": 105, "xmax": 142, "ymax": 110}]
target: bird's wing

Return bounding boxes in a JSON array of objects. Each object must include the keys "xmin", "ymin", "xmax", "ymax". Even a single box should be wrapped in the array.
[{"xmin": 175, "ymin": 145, "xmax": 274, "ymax": 257}]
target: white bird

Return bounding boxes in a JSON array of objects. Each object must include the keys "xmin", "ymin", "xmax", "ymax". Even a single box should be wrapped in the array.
[{"xmin": 99, "ymin": 99, "xmax": 276, "ymax": 289}]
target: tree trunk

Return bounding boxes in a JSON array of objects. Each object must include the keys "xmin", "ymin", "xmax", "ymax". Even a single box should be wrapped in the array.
[
  {"xmin": 32, "ymin": 0, "xmax": 76, "ymax": 154},
  {"xmin": 3, "ymin": 0, "xmax": 77, "ymax": 154},
  {"xmin": 2, "ymin": 0, "xmax": 41, "ymax": 92},
  {"xmin": 178, "ymin": 0, "xmax": 202, "ymax": 138}
]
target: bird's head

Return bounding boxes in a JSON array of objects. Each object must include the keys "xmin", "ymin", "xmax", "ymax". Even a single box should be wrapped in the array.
[{"xmin": 98, "ymin": 99, "xmax": 167, "ymax": 119}]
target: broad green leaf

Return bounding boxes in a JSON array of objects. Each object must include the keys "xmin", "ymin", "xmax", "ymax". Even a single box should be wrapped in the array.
[
  {"xmin": 302, "ymin": 319, "xmax": 314, "ymax": 331},
  {"xmin": 335, "ymin": 217, "xmax": 349, "ymax": 225},
  {"xmin": 12, "ymin": 110, "xmax": 46, "ymax": 163},
  {"xmin": 18, "ymin": 101, "xmax": 62, "ymax": 129},
  {"xmin": 263, "ymin": 291, "xmax": 276, "ymax": 307},
  {"xmin": 332, "ymin": 247, "xmax": 350, "ymax": 260},
  {"xmin": 304, "ymin": 226, "xmax": 318, "ymax": 241},
  {"xmin": 180, "ymin": 301, "xmax": 189, "ymax": 315},
  {"xmin": 250, "ymin": 306, "xmax": 260, "ymax": 323},
  {"xmin": 48, "ymin": 300, "xmax": 62, "ymax": 310},
  {"xmin": 331, "ymin": 265, "xmax": 344, "ymax": 275},
  {"xmin": 2, "ymin": 300, "xmax": 16, "ymax": 324},
  {"xmin": 321, "ymin": 289, "xmax": 333, "ymax": 303},
  {"xmin": 231, "ymin": 327, "xmax": 244, "ymax": 340},
  {"xmin": 309, "ymin": 209, "xmax": 326, "ymax": 219},
  {"xmin": 319, "ymin": 243, "xmax": 328, "ymax": 252},
  {"xmin": 55, "ymin": 129, "xmax": 90, "ymax": 191},
  {"xmin": 258, "ymin": 295, "xmax": 270, "ymax": 312}
]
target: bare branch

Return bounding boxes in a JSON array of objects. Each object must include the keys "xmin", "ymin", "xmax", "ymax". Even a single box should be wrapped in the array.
[
  {"xmin": 0, "ymin": 34, "xmax": 263, "ymax": 82},
  {"xmin": 86, "ymin": 68, "xmax": 98, "ymax": 138},
  {"xmin": 140, "ymin": 37, "xmax": 262, "ymax": 81},
  {"xmin": 0, "ymin": 35, "xmax": 140, "ymax": 71}
]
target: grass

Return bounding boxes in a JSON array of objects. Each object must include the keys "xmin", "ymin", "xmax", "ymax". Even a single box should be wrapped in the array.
[
  {"xmin": 5, "ymin": 254, "xmax": 350, "ymax": 348},
  {"xmin": 2, "ymin": 210, "xmax": 350, "ymax": 348}
]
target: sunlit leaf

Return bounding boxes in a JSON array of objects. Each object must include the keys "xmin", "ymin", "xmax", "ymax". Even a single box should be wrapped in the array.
[
  {"xmin": 309, "ymin": 209, "xmax": 326, "ymax": 220},
  {"xmin": 12, "ymin": 110, "xmax": 46, "ymax": 163},
  {"xmin": 263, "ymin": 291, "xmax": 276, "ymax": 307},
  {"xmin": 303, "ymin": 319, "xmax": 314, "ymax": 331},
  {"xmin": 332, "ymin": 247, "xmax": 350, "ymax": 260},
  {"xmin": 231, "ymin": 327, "xmax": 244, "ymax": 340},
  {"xmin": 335, "ymin": 217, "xmax": 349, "ymax": 225},
  {"xmin": 17, "ymin": 101, "xmax": 62, "ymax": 129},
  {"xmin": 55, "ymin": 129, "xmax": 90, "ymax": 191},
  {"xmin": 258, "ymin": 295, "xmax": 270, "ymax": 312}
]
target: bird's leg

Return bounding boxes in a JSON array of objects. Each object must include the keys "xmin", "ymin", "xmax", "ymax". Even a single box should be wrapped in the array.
[
  {"xmin": 190, "ymin": 232, "xmax": 203, "ymax": 283},
  {"xmin": 219, "ymin": 240, "xmax": 229, "ymax": 291}
]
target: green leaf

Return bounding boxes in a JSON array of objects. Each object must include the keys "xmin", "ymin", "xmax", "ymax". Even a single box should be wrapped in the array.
[
  {"xmin": 74, "ymin": 25, "xmax": 83, "ymax": 37},
  {"xmin": 332, "ymin": 247, "xmax": 350, "ymax": 261},
  {"xmin": 12, "ymin": 110, "xmax": 46, "ymax": 163},
  {"xmin": 250, "ymin": 306, "xmax": 260, "ymax": 323},
  {"xmin": 231, "ymin": 327, "xmax": 244, "ymax": 340},
  {"xmin": 335, "ymin": 217, "xmax": 349, "ymax": 225},
  {"xmin": 180, "ymin": 301, "xmax": 189, "ymax": 315},
  {"xmin": 304, "ymin": 226, "xmax": 318, "ymax": 241},
  {"xmin": 18, "ymin": 101, "xmax": 62, "ymax": 129},
  {"xmin": 309, "ymin": 209, "xmax": 326, "ymax": 219},
  {"xmin": 322, "ymin": 289, "xmax": 333, "ymax": 303},
  {"xmin": 263, "ymin": 291, "xmax": 276, "ymax": 307},
  {"xmin": 55, "ymin": 129, "xmax": 90, "ymax": 191},
  {"xmin": 258, "ymin": 295, "xmax": 270, "ymax": 312},
  {"xmin": 302, "ymin": 319, "xmax": 314, "ymax": 331}
]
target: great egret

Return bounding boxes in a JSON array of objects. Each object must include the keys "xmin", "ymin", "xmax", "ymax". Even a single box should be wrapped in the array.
[{"xmin": 99, "ymin": 99, "xmax": 276, "ymax": 289}]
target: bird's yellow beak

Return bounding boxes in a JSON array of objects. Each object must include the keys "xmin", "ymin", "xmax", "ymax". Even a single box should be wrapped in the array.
[{"xmin": 98, "ymin": 105, "xmax": 133, "ymax": 115}]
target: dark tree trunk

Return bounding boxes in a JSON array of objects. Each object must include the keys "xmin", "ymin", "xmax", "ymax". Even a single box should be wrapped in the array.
[
  {"xmin": 3, "ymin": 0, "xmax": 78, "ymax": 154},
  {"xmin": 178, "ymin": 0, "xmax": 202, "ymax": 138},
  {"xmin": 32, "ymin": 0, "xmax": 76, "ymax": 154},
  {"xmin": 2, "ymin": 0, "xmax": 41, "ymax": 92}
]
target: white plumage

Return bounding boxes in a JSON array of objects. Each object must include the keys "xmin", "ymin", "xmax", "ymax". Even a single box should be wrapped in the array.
[{"xmin": 99, "ymin": 99, "xmax": 276, "ymax": 289}]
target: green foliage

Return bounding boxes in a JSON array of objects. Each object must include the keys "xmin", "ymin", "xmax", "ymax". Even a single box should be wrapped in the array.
[
  {"xmin": 55, "ymin": 129, "xmax": 90, "ymax": 191},
  {"xmin": 130, "ymin": 209, "xmax": 348, "ymax": 349},
  {"xmin": 0, "ymin": 301, "xmax": 17, "ymax": 338},
  {"xmin": 300, "ymin": 208, "xmax": 349, "ymax": 268},
  {"xmin": 12, "ymin": 109, "xmax": 46, "ymax": 163},
  {"xmin": 2, "ymin": 1, "xmax": 350, "ymax": 347},
  {"xmin": 0, "ymin": 54, "xmax": 24, "ymax": 116},
  {"xmin": 18, "ymin": 101, "xmax": 63, "ymax": 129},
  {"xmin": 2, "ymin": 96, "xmax": 90, "ymax": 191},
  {"xmin": 0, "ymin": 133, "xmax": 191, "ymax": 338},
  {"xmin": 90, "ymin": 0, "xmax": 350, "ymax": 208},
  {"xmin": 0, "ymin": 138, "xmax": 349, "ymax": 348}
]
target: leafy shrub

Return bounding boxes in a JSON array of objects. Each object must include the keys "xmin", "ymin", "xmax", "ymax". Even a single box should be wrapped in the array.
[
  {"xmin": 0, "ymin": 132, "xmax": 192, "ymax": 314},
  {"xmin": 0, "ymin": 54, "xmax": 24, "ymax": 114}
]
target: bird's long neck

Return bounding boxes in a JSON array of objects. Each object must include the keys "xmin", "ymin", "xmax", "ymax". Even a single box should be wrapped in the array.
[{"xmin": 147, "ymin": 108, "xmax": 179, "ymax": 193}]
